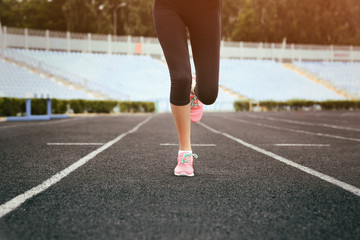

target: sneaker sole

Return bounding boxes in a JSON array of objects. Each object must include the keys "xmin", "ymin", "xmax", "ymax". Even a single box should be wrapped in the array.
[
  {"xmin": 191, "ymin": 119, "xmax": 201, "ymax": 123},
  {"xmin": 174, "ymin": 172, "xmax": 194, "ymax": 177}
]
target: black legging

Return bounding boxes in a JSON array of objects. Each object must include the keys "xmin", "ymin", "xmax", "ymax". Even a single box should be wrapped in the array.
[{"xmin": 153, "ymin": 0, "xmax": 221, "ymax": 106}]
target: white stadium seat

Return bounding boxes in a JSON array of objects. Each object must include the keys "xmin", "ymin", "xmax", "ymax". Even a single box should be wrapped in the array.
[
  {"xmin": 3, "ymin": 48, "xmax": 359, "ymax": 112},
  {"xmin": 294, "ymin": 61, "xmax": 360, "ymax": 96}
]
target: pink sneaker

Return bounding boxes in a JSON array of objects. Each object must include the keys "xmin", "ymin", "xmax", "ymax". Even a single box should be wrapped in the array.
[
  {"xmin": 190, "ymin": 94, "xmax": 203, "ymax": 122},
  {"xmin": 174, "ymin": 152, "xmax": 198, "ymax": 177}
]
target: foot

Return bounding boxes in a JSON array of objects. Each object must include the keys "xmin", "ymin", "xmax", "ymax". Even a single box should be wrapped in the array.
[
  {"xmin": 174, "ymin": 152, "xmax": 198, "ymax": 177},
  {"xmin": 190, "ymin": 94, "xmax": 203, "ymax": 122}
]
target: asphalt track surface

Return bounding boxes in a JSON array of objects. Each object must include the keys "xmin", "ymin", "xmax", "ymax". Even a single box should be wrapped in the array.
[{"xmin": 0, "ymin": 111, "xmax": 359, "ymax": 239}]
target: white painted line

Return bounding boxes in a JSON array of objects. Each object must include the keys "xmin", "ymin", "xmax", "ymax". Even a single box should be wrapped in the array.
[
  {"xmin": 47, "ymin": 143, "xmax": 104, "ymax": 146},
  {"xmin": 275, "ymin": 144, "xmax": 330, "ymax": 147},
  {"xmin": 198, "ymin": 121, "xmax": 221, "ymax": 134},
  {"xmin": 0, "ymin": 117, "xmax": 83, "ymax": 130},
  {"xmin": 0, "ymin": 115, "xmax": 154, "ymax": 219},
  {"xmin": 222, "ymin": 116, "xmax": 360, "ymax": 142},
  {"xmin": 322, "ymin": 123, "xmax": 360, "ymax": 132},
  {"xmin": 160, "ymin": 143, "xmax": 216, "ymax": 147},
  {"xmin": 197, "ymin": 121, "xmax": 360, "ymax": 197},
  {"xmin": 245, "ymin": 114, "xmax": 360, "ymax": 132}
]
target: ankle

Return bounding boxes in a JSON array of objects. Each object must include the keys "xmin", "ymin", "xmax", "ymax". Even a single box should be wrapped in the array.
[
  {"xmin": 179, "ymin": 143, "xmax": 191, "ymax": 151},
  {"xmin": 178, "ymin": 149, "xmax": 192, "ymax": 154},
  {"xmin": 179, "ymin": 148, "xmax": 192, "ymax": 151}
]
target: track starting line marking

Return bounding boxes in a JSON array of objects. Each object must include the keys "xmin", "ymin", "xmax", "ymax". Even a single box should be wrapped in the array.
[
  {"xmin": 0, "ymin": 115, "xmax": 154, "ymax": 219},
  {"xmin": 198, "ymin": 121, "xmax": 360, "ymax": 197},
  {"xmin": 274, "ymin": 144, "xmax": 330, "ymax": 147},
  {"xmin": 47, "ymin": 143, "xmax": 104, "ymax": 146},
  {"xmin": 160, "ymin": 143, "xmax": 216, "ymax": 147}
]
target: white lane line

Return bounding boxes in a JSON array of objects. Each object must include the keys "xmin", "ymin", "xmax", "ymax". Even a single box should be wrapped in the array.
[
  {"xmin": 47, "ymin": 143, "xmax": 104, "ymax": 146},
  {"xmin": 197, "ymin": 121, "xmax": 360, "ymax": 197},
  {"xmin": 0, "ymin": 115, "xmax": 154, "ymax": 219},
  {"xmin": 244, "ymin": 114, "xmax": 360, "ymax": 132},
  {"xmin": 275, "ymin": 144, "xmax": 330, "ymax": 147},
  {"xmin": 222, "ymin": 116, "xmax": 360, "ymax": 142},
  {"xmin": 0, "ymin": 115, "xmax": 130, "ymax": 130},
  {"xmin": 0, "ymin": 117, "xmax": 84, "ymax": 130},
  {"xmin": 160, "ymin": 143, "xmax": 216, "ymax": 146}
]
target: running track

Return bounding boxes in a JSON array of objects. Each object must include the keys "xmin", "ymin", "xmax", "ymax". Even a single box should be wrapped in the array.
[{"xmin": 0, "ymin": 111, "xmax": 359, "ymax": 239}]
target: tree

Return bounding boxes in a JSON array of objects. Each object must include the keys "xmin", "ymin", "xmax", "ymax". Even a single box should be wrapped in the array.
[
  {"xmin": 0, "ymin": 0, "xmax": 66, "ymax": 30},
  {"xmin": 0, "ymin": 0, "xmax": 359, "ymax": 45},
  {"xmin": 221, "ymin": 0, "xmax": 243, "ymax": 41},
  {"xmin": 125, "ymin": 0, "xmax": 155, "ymax": 37},
  {"xmin": 62, "ymin": 0, "xmax": 112, "ymax": 34}
]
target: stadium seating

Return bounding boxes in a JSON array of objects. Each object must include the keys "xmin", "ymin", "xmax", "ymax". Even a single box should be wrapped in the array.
[
  {"xmin": 4, "ymin": 48, "xmax": 356, "ymax": 113},
  {"xmin": 5, "ymin": 49, "xmax": 237, "ymax": 111},
  {"xmin": 219, "ymin": 59, "xmax": 345, "ymax": 101},
  {"xmin": 293, "ymin": 61, "xmax": 360, "ymax": 96},
  {"xmin": 0, "ymin": 58, "xmax": 91, "ymax": 99},
  {"xmin": 6, "ymin": 49, "xmax": 170, "ymax": 101}
]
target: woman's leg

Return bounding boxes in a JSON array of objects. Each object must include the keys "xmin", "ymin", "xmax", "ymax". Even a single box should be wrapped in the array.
[
  {"xmin": 187, "ymin": 0, "xmax": 222, "ymax": 105},
  {"xmin": 171, "ymin": 104, "xmax": 191, "ymax": 151},
  {"xmin": 153, "ymin": 0, "xmax": 192, "ymax": 151}
]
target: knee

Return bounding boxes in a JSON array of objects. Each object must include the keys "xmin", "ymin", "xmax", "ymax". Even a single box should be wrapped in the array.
[
  {"xmin": 170, "ymin": 74, "xmax": 192, "ymax": 106},
  {"xmin": 171, "ymin": 75, "xmax": 191, "ymax": 90},
  {"xmin": 197, "ymin": 87, "xmax": 218, "ymax": 105}
]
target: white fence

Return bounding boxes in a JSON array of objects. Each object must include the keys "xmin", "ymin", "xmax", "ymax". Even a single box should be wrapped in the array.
[{"xmin": 1, "ymin": 26, "xmax": 360, "ymax": 62}]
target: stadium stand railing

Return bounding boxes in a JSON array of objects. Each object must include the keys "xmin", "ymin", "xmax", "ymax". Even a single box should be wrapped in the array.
[{"xmin": 1, "ymin": 26, "xmax": 360, "ymax": 62}]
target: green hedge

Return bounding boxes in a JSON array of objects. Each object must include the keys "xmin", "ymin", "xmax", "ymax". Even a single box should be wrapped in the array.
[
  {"xmin": 0, "ymin": 98, "xmax": 26, "ymax": 116},
  {"xmin": 233, "ymin": 101, "xmax": 250, "ymax": 111},
  {"xmin": 234, "ymin": 100, "xmax": 360, "ymax": 112},
  {"xmin": 118, "ymin": 101, "xmax": 155, "ymax": 113},
  {"xmin": 52, "ymin": 99, "xmax": 69, "ymax": 114},
  {"xmin": 0, "ymin": 98, "xmax": 156, "ymax": 116}
]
